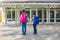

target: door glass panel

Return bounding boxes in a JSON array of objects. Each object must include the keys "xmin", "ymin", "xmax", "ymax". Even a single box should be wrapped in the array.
[
  {"xmin": 56, "ymin": 10, "xmax": 60, "ymax": 22},
  {"xmin": 7, "ymin": 11, "xmax": 11, "ymax": 21},
  {"xmin": 26, "ymin": 11, "xmax": 30, "ymax": 19},
  {"xmin": 50, "ymin": 10, "xmax": 54, "ymax": 22},
  {"xmin": 12, "ymin": 11, "xmax": 15, "ymax": 21},
  {"xmin": 38, "ymin": 9, "xmax": 42, "ymax": 22},
  {"xmin": 20, "ymin": 10, "xmax": 22, "ymax": 15},
  {"xmin": 26, "ymin": 10, "xmax": 30, "ymax": 23},
  {"xmin": 44, "ymin": 9, "xmax": 47, "ymax": 22},
  {"xmin": 31, "ymin": 10, "xmax": 36, "ymax": 17}
]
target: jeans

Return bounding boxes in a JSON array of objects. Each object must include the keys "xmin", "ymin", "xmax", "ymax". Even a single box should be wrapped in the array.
[
  {"xmin": 33, "ymin": 24, "xmax": 37, "ymax": 34},
  {"xmin": 22, "ymin": 23, "xmax": 26, "ymax": 35}
]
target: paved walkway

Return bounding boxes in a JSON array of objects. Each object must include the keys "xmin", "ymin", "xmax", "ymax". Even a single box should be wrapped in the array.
[{"xmin": 0, "ymin": 24, "xmax": 60, "ymax": 40}]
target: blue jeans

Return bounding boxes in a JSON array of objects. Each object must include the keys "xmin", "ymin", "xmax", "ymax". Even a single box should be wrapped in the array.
[
  {"xmin": 22, "ymin": 23, "xmax": 26, "ymax": 35},
  {"xmin": 33, "ymin": 24, "xmax": 37, "ymax": 34}
]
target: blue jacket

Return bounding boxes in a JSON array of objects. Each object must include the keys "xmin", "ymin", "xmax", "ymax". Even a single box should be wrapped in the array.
[{"xmin": 33, "ymin": 16, "xmax": 39, "ymax": 24}]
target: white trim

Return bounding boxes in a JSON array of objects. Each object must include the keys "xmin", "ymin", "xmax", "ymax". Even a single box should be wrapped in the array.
[
  {"xmin": 1, "ymin": 3, "xmax": 60, "ymax": 5},
  {"xmin": 11, "ymin": 8, "xmax": 12, "ymax": 21},
  {"xmin": 49, "ymin": 8, "xmax": 50, "ymax": 23}
]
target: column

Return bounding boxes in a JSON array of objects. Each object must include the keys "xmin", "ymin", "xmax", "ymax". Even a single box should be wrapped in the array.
[
  {"xmin": 30, "ymin": 9, "xmax": 31, "ymax": 24},
  {"xmin": 54, "ymin": 9, "xmax": 56, "ymax": 23},
  {"xmin": 0, "ymin": 6, "xmax": 6, "ymax": 25},
  {"xmin": 17, "ymin": 7, "xmax": 20, "ymax": 25},
  {"xmin": 4, "ymin": 6, "xmax": 7, "ymax": 26},
  {"xmin": 49, "ymin": 9, "xmax": 50, "ymax": 23},
  {"xmin": 15, "ymin": 5, "xmax": 18, "ymax": 25},
  {"xmin": 0, "ymin": 9, "xmax": 2, "ymax": 25},
  {"xmin": 46, "ymin": 8, "xmax": 49, "ymax": 23},
  {"xmin": 16, "ymin": 6, "xmax": 20, "ymax": 25},
  {"xmin": 36, "ymin": 8, "xmax": 38, "ymax": 16},
  {"xmin": 42, "ymin": 7, "xmax": 44, "ymax": 24}
]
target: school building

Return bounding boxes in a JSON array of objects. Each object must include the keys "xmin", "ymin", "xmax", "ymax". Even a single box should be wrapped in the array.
[{"xmin": 0, "ymin": 0, "xmax": 60, "ymax": 25}]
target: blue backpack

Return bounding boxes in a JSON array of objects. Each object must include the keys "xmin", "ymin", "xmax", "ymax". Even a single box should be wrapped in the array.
[{"xmin": 34, "ymin": 16, "xmax": 39, "ymax": 24}]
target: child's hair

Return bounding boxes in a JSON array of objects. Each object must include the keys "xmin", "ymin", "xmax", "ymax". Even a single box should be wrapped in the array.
[
  {"xmin": 33, "ymin": 12, "xmax": 36, "ymax": 15},
  {"xmin": 22, "ymin": 9, "xmax": 25, "ymax": 12}
]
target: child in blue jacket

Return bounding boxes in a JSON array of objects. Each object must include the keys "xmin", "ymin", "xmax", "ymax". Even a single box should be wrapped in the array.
[{"xmin": 31, "ymin": 12, "xmax": 39, "ymax": 34}]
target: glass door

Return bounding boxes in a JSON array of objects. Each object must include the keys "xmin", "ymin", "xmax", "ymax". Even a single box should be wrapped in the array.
[
  {"xmin": 50, "ymin": 9, "xmax": 54, "ymax": 22},
  {"xmin": 6, "ymin": 8, "xmax": 15, "ymax": 24},
  {"xmin": 38, "ymin": 8, "xmax": 47, "ymax": 24},
  {"xmin": 44, "ymin": 9, "xmax": 47, "ymax": 23}
]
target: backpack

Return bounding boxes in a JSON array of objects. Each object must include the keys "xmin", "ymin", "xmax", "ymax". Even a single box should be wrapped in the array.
[
  {"xmin": 20, "ymin": 12, "xmax": 27, "ymax": 23},
  {"xmin": 34, "ymin": 16, "xmax": 39, "ymax": 24}
]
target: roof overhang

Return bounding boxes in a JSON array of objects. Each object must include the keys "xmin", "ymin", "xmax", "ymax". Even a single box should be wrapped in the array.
[
  {"xmin": 0, "ymin": 1, "xmax": 60, "ymax": 5},
  {"xmin": 0, "ymin": 1, "xmax": 59, "ymax": 8}
]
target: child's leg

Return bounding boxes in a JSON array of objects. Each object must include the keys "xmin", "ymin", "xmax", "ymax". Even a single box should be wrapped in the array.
[
  {"xmin": 33, "ymin": 24, "xmax": 37, "ymax": 34},
  {"xmin": 22, "ymin": 23, "xmax": 26, "ymax": 35}
]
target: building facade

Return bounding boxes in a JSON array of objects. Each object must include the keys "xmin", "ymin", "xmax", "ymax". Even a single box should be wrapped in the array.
[{"xmin": 0, "ymin": 0, "xmax": 60, "ymax": 25}]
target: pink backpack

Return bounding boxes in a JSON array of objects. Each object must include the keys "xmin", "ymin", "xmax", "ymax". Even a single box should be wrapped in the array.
[{"xmin": 20, "ymin": 12, "xmax": 27, "ymax": 23}]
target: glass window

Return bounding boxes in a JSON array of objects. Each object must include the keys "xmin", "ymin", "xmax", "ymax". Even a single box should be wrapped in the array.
[
  {"xmin": 56, "ymin": 10, "xmax": 60, "ymax": 22},
  {"xmin": 7, "ymin": 9, "xmax": 15, "ymax": 21}
]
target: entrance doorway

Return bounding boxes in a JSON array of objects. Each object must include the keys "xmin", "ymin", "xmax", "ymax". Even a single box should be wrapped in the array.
[{"xmin": 38, "ymin": 8, "xmax": 47, "ymax": 24}]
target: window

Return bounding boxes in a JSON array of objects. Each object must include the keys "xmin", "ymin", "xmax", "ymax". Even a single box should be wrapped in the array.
[{"xmin": 6, "ymin": 8, "xmax": 15, "ymax": 21}]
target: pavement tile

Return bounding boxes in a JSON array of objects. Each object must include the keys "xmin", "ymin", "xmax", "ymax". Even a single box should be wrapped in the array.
[{"xmin": 0, "ymin": 25, "xmax": 60, "ymax": 40}]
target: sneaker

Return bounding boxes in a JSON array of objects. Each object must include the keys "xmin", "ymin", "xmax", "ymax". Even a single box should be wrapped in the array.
[
  {"xmin": 23, "ymin": 33, "xmax": 26, "ymax": 35},
  {"xmin": 33, "ymin": 33, "xmax": 37, "ymax": 34}
]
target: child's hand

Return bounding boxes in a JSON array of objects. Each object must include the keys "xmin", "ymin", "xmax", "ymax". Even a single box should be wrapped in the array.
[{"xmin": 31, "ymin": 18, "xmax": 33, "ymax": 22}]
